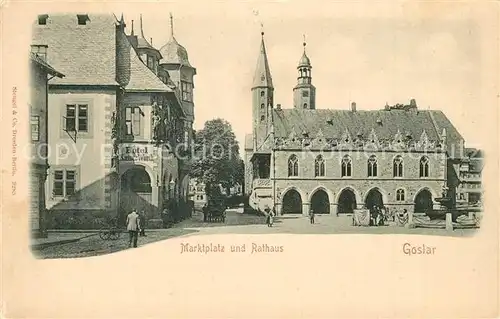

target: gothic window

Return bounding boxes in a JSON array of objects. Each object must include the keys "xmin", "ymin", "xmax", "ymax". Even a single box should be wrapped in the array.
[
  {"xmin": 396, "ymin": 189, "xmax": 405, "ymax": 201},
  {"xmin": 260, "ymin": 90, "xmax": 265, "ymax": 97},
  {"xmin": 420, "ymin": 156, "xmax": 430, "ymax": 177},
  {"xmin": 261, "ymin": 103, "xmax": 265, "ymax": 109},
  {"xmin": 314, "ymin": 155, "xmax": 325, "ymax": 177},
  {"xmin": 367, "ymin": 155, "xmax": 377, "ymax": 177},
  {"xmin": 288, "ymin": 154, "xmax": 299, "ymax": 177},
  {"xmin": 303, "ymin": 103, "xmax": 308, "ymax": 108},
  {"xmin": 393, "ymin": 155, "xmax": 403, "ymax": 177},
  {"xmin": 260, "ymin": 115, "xmax": 265, "ymax": 122},
  {"xmin": 341, "ymin": 155, "xmax": 352, "ymax": 177}
]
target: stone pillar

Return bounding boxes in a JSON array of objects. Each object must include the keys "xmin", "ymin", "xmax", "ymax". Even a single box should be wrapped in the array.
[
  {"xmin": 274, "ymin": 202, "xmax": 282, "ymax": 216},
  {"xmin": 330, "ymin": 203, "xmax": 337, "ymax": 216},
  {"xmin": 445, "ymin": 213, "xmax": 453, "ymax": 231},
  {"xmin": 152, "ymin": 185, "xmax": 159, "ymax": 211},
  {"xmin": 406, "ymin": 209, "xmax": 414, "ymax": 228},
  {"xmin": 302, "ymin": 202, "xmax": 310, "ymax": 216}
]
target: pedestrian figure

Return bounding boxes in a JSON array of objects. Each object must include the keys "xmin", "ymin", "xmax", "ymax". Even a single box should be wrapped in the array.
[
  {"xmin": 126, "ymin": 209, "xmax": 141, "ymax": 248},
  {"xmin": 269, "ymin": 208, "xmax": 274, "ymax": 227},
  {"xmin": 309, "ymin": 207, "xmax": 315, "ymax": 224},
  {"xmin": 202, "ymin": 203, "xmax": 208, "ymax": 222},
  {"xmin": 264, "ymin": 206, "xmax": 271, "ymax": 227},
  {"xmin": 139, "ymin": 211, "xmax": 147, "ymax": 237}
]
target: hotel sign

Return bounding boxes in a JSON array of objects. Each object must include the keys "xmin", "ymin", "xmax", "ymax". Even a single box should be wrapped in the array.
[{"xmin": 120, "ymin": 144, "xmax": 158, "ymax": 162}]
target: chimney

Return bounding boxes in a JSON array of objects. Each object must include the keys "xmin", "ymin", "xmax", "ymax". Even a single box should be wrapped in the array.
[
  {"xmin": 410, "ymin": 98, "xmax": 417, "ymax": 108},
  {"xmin": 351, "ymin": 101, "xmax": 357, "ymax": 112}
]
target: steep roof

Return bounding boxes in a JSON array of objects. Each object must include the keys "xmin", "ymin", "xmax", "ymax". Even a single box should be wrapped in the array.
[
  {"xmin": 123, "ymin": 38, "xmax": 175, "ymax": 92},
  {"xmin": 31, "ymin": 14, "xmax": 118, "ymax": 86},
  {"xmin": 252, "ymin": 33, "xmax": 273, "ymax": 89},
  {"xmin": 270, "ymin": 108, "xmax": 464, "ymax": 157}
]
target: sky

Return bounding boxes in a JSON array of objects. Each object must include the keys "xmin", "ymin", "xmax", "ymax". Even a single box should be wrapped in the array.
[{"xmin": 111, "ymin": 3, "xmax": 487, "ymax": 151}]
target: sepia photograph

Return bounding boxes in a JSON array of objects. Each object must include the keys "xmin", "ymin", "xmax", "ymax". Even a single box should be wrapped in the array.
[
  {"xmin": 28, "ymin": 10, "xmax": 484, "ymax": 259},
  {"xmin": 2, "ymin": 1, "xmax": 498, "ymax": 318}
]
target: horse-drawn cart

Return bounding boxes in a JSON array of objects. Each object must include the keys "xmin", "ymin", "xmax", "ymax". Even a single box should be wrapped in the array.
[{"xmin": 203, "ymin": 198, "xmax": 227, "ymax": 223}]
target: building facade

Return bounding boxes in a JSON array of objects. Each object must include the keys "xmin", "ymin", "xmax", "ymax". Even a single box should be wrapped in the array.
[
  {"xmin": 244, "ymin": 33, "xmax": 467, "ymax": 216},
  {"xmin": 29, "ymin": 48, "xmax": 64, "ymax": 238},
  {"xmin": 31, "ymin": 13, "xmax": 195, "ymax": 228},
  {"xmin": 456, "ymin": 148, "xmax": 483, "ymax": 207},
  {"xmin": 188, "ymin": 180, "xmax": 243, "ymax": 207}
]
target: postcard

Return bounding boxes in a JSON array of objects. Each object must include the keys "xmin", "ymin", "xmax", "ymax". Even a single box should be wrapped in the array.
[{"xmin": 1, "ymin": 0, "xmax": 498, "ymax": 318}]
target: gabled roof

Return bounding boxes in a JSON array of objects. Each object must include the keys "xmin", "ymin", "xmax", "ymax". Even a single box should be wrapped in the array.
[
  {"xmin": 269, "ymin": 108, "xmax": 463, "ymax": 157},
  {"xmin": 31, "ymin": 14, "xmax": 118, "ymax": 86},
  {"xmin": 29, "ymin": 52, "xmax": 64, "ymax": 78},
  {"xmin": 124, "ymin": 42, "xmax": 175, "ymax": 92}
]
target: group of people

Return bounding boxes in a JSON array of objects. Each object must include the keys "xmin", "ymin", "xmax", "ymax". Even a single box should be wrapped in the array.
[
  {"xmin": 264, "ymin": 206, "xmax": 275, "ymax": 227},
  {"xmin": 263, "ymin": 206, "xmax": 317, "ymax": 226},
  {"xmin": 126, "ymin": 209, "xmax": 147, "ymax": 248},
  {"xmin": 369, "ymin": 205, "xmax": 386, "ymax": 226}
]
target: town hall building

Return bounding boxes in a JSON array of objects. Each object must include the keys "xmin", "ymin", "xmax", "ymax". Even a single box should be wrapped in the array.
[{"xmin": 244, "ymin": 32, "xmax": 469, "ymax": 217}]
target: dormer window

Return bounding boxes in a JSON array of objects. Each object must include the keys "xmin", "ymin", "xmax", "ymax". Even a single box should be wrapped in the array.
[
  {"xmin": 77, "ymin": 14, "xmax": 90, "ymax": 25},
  {"xmin": 38, "ymin": 14, "xmax": 48, "ymax": 25},
  {"xmin": 147, "ymin": 55, "xmax": 155, "ymax": 71},
  {"xmin": 31, "ymin": 45, "xmax": 48, "ymax": 61}
]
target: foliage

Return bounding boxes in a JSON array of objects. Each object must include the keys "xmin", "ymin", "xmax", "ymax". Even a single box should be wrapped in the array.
[{"xmin": 190, "ymin": 119, "xmax": 244, "ymax": 198}]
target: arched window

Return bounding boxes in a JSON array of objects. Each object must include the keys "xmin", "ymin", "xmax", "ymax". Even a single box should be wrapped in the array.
[
  {"xmin": 260, "ymin": 91, "xmax": 265, "ymax": 97},
  {"xmin": 341, "ymin": 155, "xmax": 352, "ymax": 177},
  {"xmin": 260, "ymin": 115, "xmax": 265, "ymax": 122},
  {"xmin": 288, "ymin": 154, "xmax": 299, "ymax": 177},
  {"xmin": 303, "ymin": 103, "xmax": 308, "ymax": 108},
  {"xmin": 314, "ymin": 155, "xmax": 325, "ymax": 177},
  {"xmin": 260, "ymin": 103, "xmax": 265, "ymax": 109},
  {"xmin": 420, "ymin": 156, "xmax": 429, "ymax": 177},
  {"xmin": 396, "ymin": 189, "xmax": 405, "ymax": 201},
  {"xmin": 393, "ymin": 156, "xmax": 403, "ymax": 177},
  {"xmin": 367, "ymin": 155, "xmax": 377, "ymax": 177}
]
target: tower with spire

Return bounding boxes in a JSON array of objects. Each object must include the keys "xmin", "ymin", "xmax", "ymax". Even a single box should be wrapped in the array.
[
  {"xmin": 127, "ymin": 14, "xmax": 162, "ymax": 75},
  {"xmin": 159, "ymin": 13, "xmax": 196, "ymax": 126},
  {"xmin": 293, "ymin": 35, "xmax": 315, "ymax": 109},
  {"xmin": 251, "ymin": 31, "xmax": 274, "ymax": 148}
]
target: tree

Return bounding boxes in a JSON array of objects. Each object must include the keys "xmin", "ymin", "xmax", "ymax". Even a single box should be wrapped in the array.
[{"xmin": 190, "ymin": 119, "xmax": 243, "ymax": 199}]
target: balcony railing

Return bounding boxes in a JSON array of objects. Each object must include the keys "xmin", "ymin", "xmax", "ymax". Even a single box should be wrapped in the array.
[{"xmin": 252, "ymin": 178, "xmax": 271, "ymax": 189}]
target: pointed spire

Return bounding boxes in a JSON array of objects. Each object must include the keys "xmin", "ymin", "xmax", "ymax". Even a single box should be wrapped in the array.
[
  {"xmin": 131, "ymin": 19, "xmax": 135, "ymax": 35},
  {"xmin": 252, "ymin": 30, "xmax": 273, "ymax": 89},
  {"xmin": 140, "ymin": 14, "xmax": 145, "ymax": 37},
  {"xmin": 119, "ymin": 13, "xmax": 124, "ymax": 24}
]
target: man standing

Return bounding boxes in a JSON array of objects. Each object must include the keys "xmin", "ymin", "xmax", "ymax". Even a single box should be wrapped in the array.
[
  {"xmin": 309, "ymin": 207, "xmax": 315, "ymax": 224},
  {"xmin": 126, "ymin": 209, "xmax": 141, "ymax": 248}
]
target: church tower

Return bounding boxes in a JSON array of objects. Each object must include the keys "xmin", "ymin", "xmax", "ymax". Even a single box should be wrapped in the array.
[
  {"xmin": 252, "ymin": 31, "xmax": 274, "ymax": 148},
  {"xmin": 293, "ymin": 37, "xmax": 315, "ymax": 109}
]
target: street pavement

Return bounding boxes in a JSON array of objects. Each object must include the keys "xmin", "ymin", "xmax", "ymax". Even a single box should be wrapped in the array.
[
  {"xmin": 179, "ymin": 208, "xmax": 477, "ymax": 237},
  {"xmin": 34, "ymin": 208, "xmax": 476, "ymax": 259}
]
